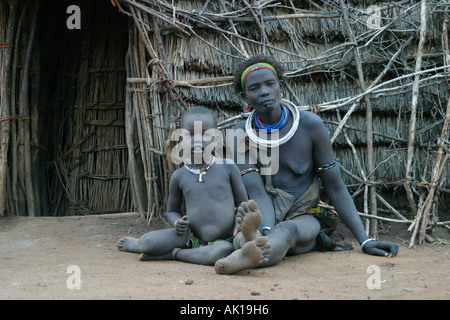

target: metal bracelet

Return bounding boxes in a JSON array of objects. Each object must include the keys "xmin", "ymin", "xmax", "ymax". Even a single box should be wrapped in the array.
[{"xmin": 360, "ymin": 238, "xmax": 376, "ymax": 250}]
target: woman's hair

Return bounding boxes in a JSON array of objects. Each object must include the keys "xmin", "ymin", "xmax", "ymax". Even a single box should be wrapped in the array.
[
  {"xmin": 180, "ymin": 106, "xmax": 217, "ymax": 128},
  {"xmin": 232, "ymin": 54, "xmax": 285, "ymax": 94}
]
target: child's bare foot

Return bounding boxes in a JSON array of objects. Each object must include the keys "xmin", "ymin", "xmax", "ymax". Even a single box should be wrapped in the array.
[
  {"xmin": 138, "ymin": 252, "xmax": 173, "ymax": 261},
  {"xmin": 214, "ymin": 237, "xmax": 271, "ymax": 275},
  {"xmin": 117, "ymin": 237, "xmax": 140, "ymax": 253},
  {"xmin": 138, "ymin": 253, "xmax": 148, "ymax": 260},
  {"xmin": 237, "ymin": 200, "xmax": 263, "ymax": 246}
]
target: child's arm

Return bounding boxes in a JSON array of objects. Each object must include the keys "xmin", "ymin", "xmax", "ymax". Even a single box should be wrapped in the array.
[
  {"xmin": 228, "ymin": 162, "xmax": 249, "ymax": 237},
  {"xmin": 165, "ymin": 171, "xmax": 187, "ymax": 233},
  {"xmin": 228, "ymin": 162, "xmax": 249, "ymax": 208}
]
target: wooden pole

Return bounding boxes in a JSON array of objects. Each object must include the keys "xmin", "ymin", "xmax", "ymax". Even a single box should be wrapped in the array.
[
  {"xmin": 18, "ymin": 1, "xmax": 38, "ymax": 216},
  {"xmin": 405, "ymin": 0, "xmax": 427, "ymax": 219},
  {"xmin": 409, "ymin": 95, "xmax": 450, "ymax": 247},
  {"xmin": 0, "ymin": 0, "xmax": 20, "ymax": 216},
  {"xmin": 409, "ymin": 7, "xmax": 449, "ymax": 246},
  {"xmin": 10, "ymin": 1, "xmax": 29, "ymax": 216},
  {"xmin": 125, "ymin": 29, "xmax": 147, "ymax": 220},
  {"xmin": 340, "ymin": 0, "xmax": 377, "ymax": 237}
]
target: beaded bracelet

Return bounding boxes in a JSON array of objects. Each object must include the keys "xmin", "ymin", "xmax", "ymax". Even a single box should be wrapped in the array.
[
  {"xmin": 240, "ymin": 167, "xmax": 260, "ymax": 176},
  {"xmin": 316, "ymin": 158, "xmax": 339, "ymax": 173}
]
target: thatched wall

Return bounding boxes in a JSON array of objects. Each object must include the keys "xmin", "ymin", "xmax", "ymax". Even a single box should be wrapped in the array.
[
  {"xmin": 1, "ymin": 0, "xmax": 449, "ymax": 242},
  {"xmin": 1, "ymin": 0, "xmax": 132, "ymax": 216},
  {"xmin": 118, "ymin": 0, "xmax": 449, "ymax": 243}
]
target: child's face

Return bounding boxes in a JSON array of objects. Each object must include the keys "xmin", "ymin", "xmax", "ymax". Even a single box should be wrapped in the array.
[{"xmin": 180, "ymin": 114, "xmax": 218, "ymax": 163}]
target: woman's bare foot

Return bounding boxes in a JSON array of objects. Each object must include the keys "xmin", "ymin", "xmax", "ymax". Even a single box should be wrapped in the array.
[
  {"xmin": 214, "ymin": 237, "xmax": 271, "ymax": 275},
  {"xmin": 117, "ymin": 237, "xmax": 140, "ymax": 253},
  {"xmin": 237, "ymin": 200, "xmax": 263, "ymax": 246}
]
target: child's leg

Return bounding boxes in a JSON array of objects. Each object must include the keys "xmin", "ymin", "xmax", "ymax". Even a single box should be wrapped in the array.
[
  {"xmin": 173, "ymin": 240, "xmax": 235, "ymax": 266},
  {"xmin": 117, "ymin": 228, "xmax": 188, "ymax": 256}
]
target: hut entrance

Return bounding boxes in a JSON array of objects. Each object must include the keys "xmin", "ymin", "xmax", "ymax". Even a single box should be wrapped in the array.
[{"xmin": 36, "ymin": 1, "xmax": 131, "ymax": 216}]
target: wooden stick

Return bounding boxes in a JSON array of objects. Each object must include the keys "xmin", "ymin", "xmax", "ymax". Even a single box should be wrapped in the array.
[
  {"xmin": 242, "ymin": 0, "xmax": 270, "ymax": 54},
  {"xmin": 336, "ymin": 109, "xmax": 370, "ymax": 220},
  {"xmin": 127, "ymin": 76, "xmax": 233, "ymax": 86},
  {"xmin": 197, "ymin": 12, "xmax": 340, "ymax": 23},
  {"xmin": 318, "ymin": 201, "xmax": 412, "ymax": 224},
  {"xmin": 219, "ymin": 0, "xmax": 250, "ymax": 58},
  {"xmin": 330, "ymin": 35, "xmax": 415, "ymax": 144},
  {"xmin": 409, "ymin": 57, "xmax": 450, "ymax": 247},
  {"xmin": 0, "ymin": 0, "xmax": 19, "ymax": 216},
  {"xmin": 443, "ymin": 5, "xmax": 450, "ymax": 68},
  {"xmin": 218, "ymin": 67, "xmax": 449, "ymax": 128},
  {"xmin": 340, "ymin": 0, "xmax": 377, "ymax": 237},
  {"xmin": 10, "ymin": 2, "xmax": 30, "ymax": 216},
  {"xmin": 125, "ymin": 40, "xmax": 146, "ymax": 220},
  {"xmin": 19, "ymin": 1, "xmax": 39, "ymax": 217},
  {"xmin": 376, "ymin": 193, "xmax": 408, "ymax": 221},
  {"xmin": 405, "ymin": 0, "xmax": 428, "ymax": 219}
]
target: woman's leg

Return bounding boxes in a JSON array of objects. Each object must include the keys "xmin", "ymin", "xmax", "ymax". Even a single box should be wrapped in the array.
[{"xmin": 258, "ymin": 214, "xmax": 320, "ymax": 267}]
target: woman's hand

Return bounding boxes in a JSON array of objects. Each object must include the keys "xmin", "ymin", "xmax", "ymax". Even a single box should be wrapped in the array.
[{"xmin": 362, "ymin": 239, "xmax": 399, "ymax": 257}]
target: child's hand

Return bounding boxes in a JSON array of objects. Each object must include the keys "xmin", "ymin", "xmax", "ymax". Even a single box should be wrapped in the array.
[{"xmin": 175, "ymin": 215, "xmax": 189, "ymax": 235}]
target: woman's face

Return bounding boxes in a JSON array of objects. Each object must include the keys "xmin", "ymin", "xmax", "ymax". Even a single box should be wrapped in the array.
[{"xmin": 242, "ymin": 68, "xmax": 281, "ymax": 115}]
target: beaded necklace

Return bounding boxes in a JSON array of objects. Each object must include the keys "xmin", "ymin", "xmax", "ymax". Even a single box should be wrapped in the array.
[
  {"xmin": 245, "ymin": 99, "xmax": 300, "ymax": 148},
  {"xmin": 254, "ymin": 104, "xmax": 289, "ymax": 132},
  {"xmin": 184, "ymin": 156, "xmax": 215, "ymax": 182}
]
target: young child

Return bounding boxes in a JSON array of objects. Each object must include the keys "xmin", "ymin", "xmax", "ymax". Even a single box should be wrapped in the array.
[{"xmin": 117, "ymin": 106, "xmax": 271, "ymax": 269}]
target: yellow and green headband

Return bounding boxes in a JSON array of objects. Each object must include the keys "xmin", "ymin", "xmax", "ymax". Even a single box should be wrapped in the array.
[{"xmin": 240, "ymin": 62, "xmax": 278, "ymax": 89}]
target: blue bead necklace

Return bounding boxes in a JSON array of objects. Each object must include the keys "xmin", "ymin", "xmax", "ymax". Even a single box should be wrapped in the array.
[{"xmin": 254, "ymin": 104, "xmax": 290, "ymax": 132}]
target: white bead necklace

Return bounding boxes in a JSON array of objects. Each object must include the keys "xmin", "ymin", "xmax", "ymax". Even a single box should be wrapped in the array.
[
  {"xmin": 184, "ymin": 155, "xmax": 215, "ymax": 182},
  {"xmin": 245, "ymin": 99, "xmax": 300, "ymax": 148}
]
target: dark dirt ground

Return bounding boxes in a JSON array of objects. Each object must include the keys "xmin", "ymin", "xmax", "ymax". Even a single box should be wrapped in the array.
[{"xmin": 0, "ymin": 212, "xmax": 449, "ymax": 300}]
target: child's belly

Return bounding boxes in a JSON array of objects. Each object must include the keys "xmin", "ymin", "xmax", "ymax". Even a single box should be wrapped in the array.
[{"xmin": 187, "ymin": 204, "xmax": 235, "ymax": 242}]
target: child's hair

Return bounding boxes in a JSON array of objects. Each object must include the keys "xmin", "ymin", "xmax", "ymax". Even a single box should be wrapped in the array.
[
  {"xmin": 232, "ymin": 54, "xmax": 285, "ymax": 94},
  {"xmin": 180, "ymin": 106, "xmax": 217, "ymax": 128}
]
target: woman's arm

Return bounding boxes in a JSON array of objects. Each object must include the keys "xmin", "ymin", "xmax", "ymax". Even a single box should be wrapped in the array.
[{"xmin": 309, "ymin": 113, "xmax": 398, "ymax": 256}]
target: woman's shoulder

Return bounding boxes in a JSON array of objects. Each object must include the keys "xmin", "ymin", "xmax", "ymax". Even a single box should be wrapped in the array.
[{"xmin": 299, "ymin": 110, "xmax": 325, "ymax": 130}]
